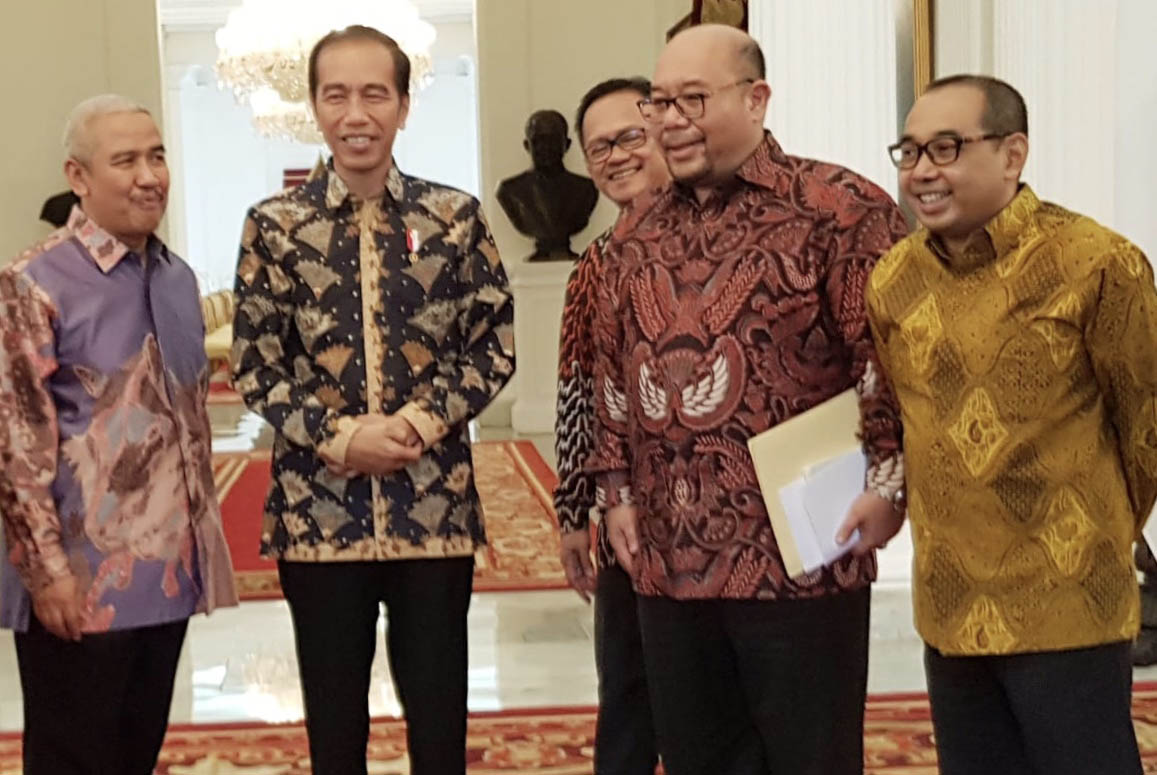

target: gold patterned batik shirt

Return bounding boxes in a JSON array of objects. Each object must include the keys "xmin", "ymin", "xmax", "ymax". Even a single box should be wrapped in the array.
[
  {"xmin": 867, "ymin": 185, "xmax": 1157, "ymax": 656},
  {"xmin": 231, "ymin": 162, "xmax": 515, "ymax": 562}
]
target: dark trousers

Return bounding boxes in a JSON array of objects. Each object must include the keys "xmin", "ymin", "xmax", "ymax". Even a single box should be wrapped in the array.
[
  {"xmin": 15, "ymin": 615, "xmax": 189, "ymax": 775},
  {"xmin": 594, "ymin": 563, "xmax": 658, "ymax": 775},
  {"xmin": 637, "ymin": 587, "xmax": 870, "ymax": 775},
  {"xmin": 278, "ymin": 557, "xmax": 474, "ymax": 775},
  {"xmin": 925, "ymin": 640, "xmax": 1142, "ymax": 775}
]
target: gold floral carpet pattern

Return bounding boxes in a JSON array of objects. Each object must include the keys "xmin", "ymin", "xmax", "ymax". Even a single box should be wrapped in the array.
[
  {"xmin": 5, "ymin": 687, "xmax": 1157, "ymax": 772},
  {"xmin": 213, "ymin": 440, "xmax": 567, "ymax": 600}
]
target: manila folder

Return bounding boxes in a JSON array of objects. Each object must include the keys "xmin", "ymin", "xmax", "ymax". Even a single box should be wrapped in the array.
[{"xmin": 745, "ymin": 389, "xmax": 863, "ymax": 577}]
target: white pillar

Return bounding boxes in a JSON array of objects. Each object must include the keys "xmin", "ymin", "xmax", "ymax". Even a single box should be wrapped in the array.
[
  {"xmin": 934, "ymin": 0, "xmax": 994, "ymax": 77},
  {"xmin": 508, "ymin": 261, "xmax": 572, "ymax": 434},
  {"xmin": 749, "ymin": 0, "xmax": 901, "ymax": 200},
  {"xmin": 992, "ymin": 0, "xmax": 1117, "ymax": 226},
  {"xmin": 162, "ymin": 63, "xmax": 190, "ymax": 264},
  {"xmin": 1113, "ymin": 0, "xmax": 1157, "ymax": 258}
]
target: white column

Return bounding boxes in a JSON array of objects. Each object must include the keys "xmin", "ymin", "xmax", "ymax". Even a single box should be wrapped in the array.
[
  {"xmin": 934, "ymin": 0, "xmax": 994, "ymax": 77},
  {"xmin": 508, "ymin": 261, "xmax": 573, "ymax": 434},
  {"xmin": 1113, "ymin": 0, "xmax": 1157, "ymax": 258},
  {"xmin": 749, "ymin": 0, "xmax": 900, "ymax": 199},
  {"xmin": 161, "ymin": 63, "xmax": 190, "ymax": 264},
  {"xmin": 992, "ymin": 0, "xmax": 1117, "ymax": 226}
]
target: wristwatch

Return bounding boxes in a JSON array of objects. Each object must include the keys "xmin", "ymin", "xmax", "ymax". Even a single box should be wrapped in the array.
[
  {"xmin": 889, "ymin": 487, "xmax": 907, "ymax": 513},
  {"xmin": 872, "ymin": 484, "xmax": 906, "ymax": 513}
]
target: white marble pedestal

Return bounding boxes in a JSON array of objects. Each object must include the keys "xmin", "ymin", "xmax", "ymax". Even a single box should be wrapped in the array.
[{"xmin": 507, "ymin": 259, "xmax": 573, "ymax": 435}]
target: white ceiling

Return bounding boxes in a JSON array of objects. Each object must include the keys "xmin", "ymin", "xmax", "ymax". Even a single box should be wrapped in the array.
[{"xmin": 157, "ymin": 0, "xmax": 474, "ymax": 29}]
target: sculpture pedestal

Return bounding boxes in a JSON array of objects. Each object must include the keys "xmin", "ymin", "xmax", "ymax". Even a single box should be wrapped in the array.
[{"xmin": 508, "ymin": 259, "xmax": 573, "ymax": 434}]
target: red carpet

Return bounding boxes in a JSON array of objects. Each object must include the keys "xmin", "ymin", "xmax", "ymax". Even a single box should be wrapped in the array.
[
  {"xmin": 5, "ymin": 686, "xmax": 1157, "ymax": 772},
  {"xmin": 207, "ymin": 366, "xmax": 244, "ymax": 405},
  {"xmin": 214, "ymin": 440, "xmax": 568, "ymax": 600}
]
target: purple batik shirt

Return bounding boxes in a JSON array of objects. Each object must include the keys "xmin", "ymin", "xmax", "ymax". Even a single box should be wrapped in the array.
[{"xmin": 0, "ymin": 206, "xmax": 238, "ymax": 633}]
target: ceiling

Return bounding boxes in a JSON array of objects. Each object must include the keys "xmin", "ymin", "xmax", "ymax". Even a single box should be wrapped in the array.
[{"xmin": 157, "ymin": 0, "xmax": 474, "ymax": 29}]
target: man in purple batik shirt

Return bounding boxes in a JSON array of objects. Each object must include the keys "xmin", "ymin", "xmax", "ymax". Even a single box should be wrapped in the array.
[{"xmin": 0, "ymin": 94, "xmax": 237, "ymax": 775}]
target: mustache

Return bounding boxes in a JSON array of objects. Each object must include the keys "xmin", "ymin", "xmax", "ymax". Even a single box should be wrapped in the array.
[{"xmin": 661, "ymin": 131, "xmax": 702, "ymax": 147}]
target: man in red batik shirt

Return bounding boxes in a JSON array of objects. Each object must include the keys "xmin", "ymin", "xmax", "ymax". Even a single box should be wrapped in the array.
[{"xmin": 589, "ymin": 24, "xmax": 909, "ymax": 775}]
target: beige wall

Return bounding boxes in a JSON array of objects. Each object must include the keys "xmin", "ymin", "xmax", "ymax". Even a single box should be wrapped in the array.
[
  {"xmin": 0, "ymin": 0, "xmax": 163, "ymax": 261},
  {"xmin": 476, "ymin": 0, "xmax": 686, "ymax": 267}
]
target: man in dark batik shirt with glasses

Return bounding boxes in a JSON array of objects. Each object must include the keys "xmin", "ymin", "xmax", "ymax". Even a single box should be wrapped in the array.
[
  {"xmin": 231, "ymin": 25, "xmax": 514, "ymax": 775},
  {"xmin": 555, "ymin": 76, "xmax": 671, "ymax": 775}
]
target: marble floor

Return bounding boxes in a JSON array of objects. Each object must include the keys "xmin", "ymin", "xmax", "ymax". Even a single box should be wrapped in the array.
[{"xmin": 1, "ymin": 407, "xmax": 1154, "ymax": 733}]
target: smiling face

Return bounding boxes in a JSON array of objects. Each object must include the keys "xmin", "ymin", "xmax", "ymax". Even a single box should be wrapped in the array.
[
  {"xmin": 650, "ymin": 26, "xmax": 769, "ymax": 194},
  {"xmin": 65, "ymin": 111, "xmax": 168, "ymax": 253},
  {"xmin": 581, "ymin": 90, "xmax": 671, "ymax": 207},
  {"xmin": 311, "ymin": 38, "xmax": 409, "ymax": 191},
  {"xmin": 899, "ymin": 83, "xmax": 1027, "ymax": 249}
]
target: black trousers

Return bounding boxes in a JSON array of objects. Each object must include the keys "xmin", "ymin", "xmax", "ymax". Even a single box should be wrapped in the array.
[
  {"xmin": 593, "ymin": 563, "xmax": 658, "ymax": 775},
  {"xmin": 925, "ymin": 640, "xmax": 1142, "ymax": 775},
  {"xmin": 15, "ymin": 615, "xmax": 189, "ymax": 775},
  {"xmin": 636, "ymin": 587, "xmax": 870, "ymax": 775},
  {"xmin": 278, "ymin": 557, "xmax": 474, "ymax": 775}
]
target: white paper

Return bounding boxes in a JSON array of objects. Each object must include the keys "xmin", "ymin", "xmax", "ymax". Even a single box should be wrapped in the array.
[
  {"xmin": 1143, "ymin": 500, "xmax": 1157, "ymax": 556},
  {"xmin": 777, "ymin": 449, "xmax": 866, "ymax": 575},
  {"xmin": 778, "ymin": 478, "xmax": 826, "ymax": 572}
]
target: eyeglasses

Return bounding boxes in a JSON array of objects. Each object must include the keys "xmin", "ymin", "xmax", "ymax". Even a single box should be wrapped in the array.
[
  {"xmin": 887, "ymin": 133, "xmax": 1010, "ymax": 169},
  {"xmin": 585, "ymin": 127, "xmax": 648, "ymax": 163},
  {"xmin": 637, "ymin": 79, "xmax": 755, "ymax": 122}
]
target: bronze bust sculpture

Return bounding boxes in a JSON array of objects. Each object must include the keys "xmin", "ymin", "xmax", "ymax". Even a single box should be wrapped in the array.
[{"xmin": 497, "ymin": 110, "xmax": 599, "ymax": 262}]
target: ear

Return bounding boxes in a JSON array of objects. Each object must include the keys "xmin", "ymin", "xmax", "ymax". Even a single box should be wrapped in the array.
[
  {"xmin": 1002, "ymin": 132, "xmax": 1029, "ymax": 182},
  {"xmin": 564, "ymin": 136, "xmax": 572, "ymax": 152},
  {"xmin": 397, "ymin": 94, "xmax": 411, "ymax": 131},
  {"xmin": 748, "ymin": 80, "xmax": 772, "ymax": 122},
  {"xmin": 64, "ymin": 158, "xmax": 90, "ymax": 198},
  {"xmin": 523, "ymin": 138, "xmax": 530, "ymax": 152}
]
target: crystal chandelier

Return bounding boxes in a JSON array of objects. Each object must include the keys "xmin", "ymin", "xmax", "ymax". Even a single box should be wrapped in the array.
[{"xmin": 215, "ymin": 0, "xmax": 437, "ymax": 144}]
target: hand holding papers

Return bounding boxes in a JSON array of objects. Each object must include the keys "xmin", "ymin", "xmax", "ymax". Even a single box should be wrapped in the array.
[
  {"xmin": 783, "ymin": 449, "xmax": 867, "ymax": 568},
  {"xmin": 746, "ymin": 390, "xmax": 867, "ymax": 578}
]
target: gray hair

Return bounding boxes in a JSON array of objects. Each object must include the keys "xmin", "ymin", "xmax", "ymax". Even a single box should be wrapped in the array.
[{"xmin": 63, "ymin": 94, "xmax": 152, "ymax": 163}]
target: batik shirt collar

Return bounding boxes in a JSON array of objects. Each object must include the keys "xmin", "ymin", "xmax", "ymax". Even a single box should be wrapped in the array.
[
  {"xmin": 323, "ymin": 160, "xmax": 407, "ymax": 212},
  {"xmin": 66, "ymin": 205, "xmax": 167, "ymax": 274}
]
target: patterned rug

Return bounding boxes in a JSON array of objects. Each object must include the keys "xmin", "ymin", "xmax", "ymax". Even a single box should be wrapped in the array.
[
  {"xmin": 214, "ymin": 440, "xmax": 568, "ymax": 600},
  {"xmin": 5, "ymin": 686, "xmax": 1157, "ymax": 773}
]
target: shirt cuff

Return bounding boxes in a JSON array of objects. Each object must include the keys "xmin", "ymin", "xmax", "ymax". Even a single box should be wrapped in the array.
[
  {"xmin": 595, "ymin": 474, "xmax": 635, "ymax": 509},
  {"xmin": 867, "ymin": 452, "xmax": 905, "ymax": 508},
  {"xmin": 396, "ymin": 402, "xmax": 450, "ymax": 448},
  {"xmin": 317, "ymin": 415, "xmax": 360, "ymax": 466},
  {"xmin": 18, "ymin": 543, "xmax": 72, "ymax": 593}
]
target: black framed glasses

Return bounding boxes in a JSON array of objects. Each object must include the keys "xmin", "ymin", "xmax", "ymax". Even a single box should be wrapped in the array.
[
  {"xmin": 585, "ymin": 127, "xmax": 648, "ymax": 163},
  {"xmin": 637, "ymin": 79, "xmax": 755, "ymax": 122},
  {"xmin": 888, "ymin": 133, "xmax": 1010, "ymax": 169}
]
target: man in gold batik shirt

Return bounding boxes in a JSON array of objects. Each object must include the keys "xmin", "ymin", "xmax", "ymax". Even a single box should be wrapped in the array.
[{"xmin": 868, "ymin": 75, "xmax": 1157, "ymax": 775}]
